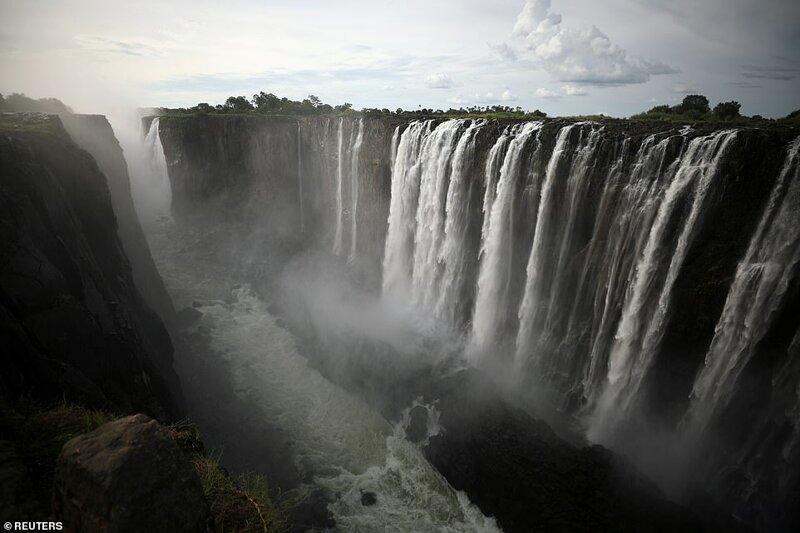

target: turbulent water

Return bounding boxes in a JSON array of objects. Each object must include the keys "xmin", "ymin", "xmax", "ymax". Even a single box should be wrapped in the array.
[{"xmin": 144, "ymin": 131, "xmax": 501, "ymax": 533}]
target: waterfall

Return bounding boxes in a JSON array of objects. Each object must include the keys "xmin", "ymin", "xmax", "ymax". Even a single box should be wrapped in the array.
[
  {"xmin": 141, "ymin": 117, "xmax": 172, "ymax": 222},
  {"xmin": 579, "ymin": 135, "xmax": 674, "ymax": 399},
  {"xmin": 381, "ymin": 119, "xmax": 486, "ymax": 325},
  {"xmin": 333, "ymin": 118, "xmax": 345, "ymax": 255},
  {"xmin": 684, "ymin": 136, "xmax": 800, "ymax": 432},
  {"xmin": 435, "ymin": 121, "xmax": 483, "ymax": 324},
  {"xmin": 411, "ymin": 120, "xmax": 468, "ymax": 311},
  {"xmin": 470, "ymin": 122, "xmax": 540, "ymax": 358},
  {"xmin": 349, "ymin": 118, "xmax": 364, "ymax": 262},
  {"xmin": 378, "ymin": 120, "xmax": 796, "ymax": 459},
  {"xmin": 297, "ymin": 121, "xmax": 305, "ymax": 233},
  {"xmin": 514, "ymin": 124, "xmax": 579, "ymax": 371},
  {"xmin": 382, "ymin": 121, "xmax": 432, "ymax": 297},
  {"xmin": 591, "ymin": 130, "xmax": 738, "ymax": 432}
]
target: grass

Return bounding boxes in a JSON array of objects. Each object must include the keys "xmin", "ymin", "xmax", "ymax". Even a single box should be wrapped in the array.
[
  {"xmin": 4, "ymin": 399, "xmax": 118, "ymax": 507},
  {"xmin": 191, "ymin": 450, "xmax": 293, "ymax": 533},
  {"xmin": 1, "ymin": 399, "xmax": 293, "ymax": 532}
]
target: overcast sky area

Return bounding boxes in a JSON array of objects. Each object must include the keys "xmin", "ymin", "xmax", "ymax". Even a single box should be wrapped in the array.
[{"xmin": 1, "ymin": 0, "xmax": 798, "ymax": 117}]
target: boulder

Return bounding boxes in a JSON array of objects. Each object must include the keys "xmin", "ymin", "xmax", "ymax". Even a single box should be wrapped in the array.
[{"xmin": 53, "ymin": 414, "xmax": 210, "ymax": 533}]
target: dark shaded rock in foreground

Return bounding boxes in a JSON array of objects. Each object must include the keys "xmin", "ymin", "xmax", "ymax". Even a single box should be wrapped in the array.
[{"xmin": 53, "ymin": 414, "xmax": 210, "ymax": 533}]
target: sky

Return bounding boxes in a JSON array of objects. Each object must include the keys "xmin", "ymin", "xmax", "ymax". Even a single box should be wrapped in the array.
[{"xmin": 1, "ymin": 0, "xmax": 798, "ymax": 117}]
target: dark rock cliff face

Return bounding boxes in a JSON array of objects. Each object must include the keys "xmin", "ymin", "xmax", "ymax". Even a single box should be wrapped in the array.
[
  {"xmin": 0, "ymin": 113, "xmax": 181, "ymax": 418},
  {"xmin": 158, "ymin": 114, "xmax": 302, "ymax": 241},
  {"xmin": 60, "ymin": 114, "xmax": 176, "ymax": 326}
]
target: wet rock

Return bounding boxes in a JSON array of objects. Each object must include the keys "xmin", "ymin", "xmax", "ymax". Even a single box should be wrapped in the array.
[
  {"xmin": 360, "ymin": 490, "xmax": 377, "ymax": 506},
  {"xmin": 176, "ymin": 306, "xmax": 203, "ymax": 328},
  {"xmin": 53, "ymin": 414, "xmax": 210, "ymax": 533},
  {"xmin": 405, "ymin": 405, "xmax": 429, "ymax": 443},
  {"xmin": 290, "ymin": 488, "xmax": 335, "ymax": 531}
]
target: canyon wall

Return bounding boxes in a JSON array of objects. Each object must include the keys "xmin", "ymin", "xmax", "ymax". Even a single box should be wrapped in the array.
[{"xmin": 0, "ymin": 113, "xmax": 182, "ymax": 418}]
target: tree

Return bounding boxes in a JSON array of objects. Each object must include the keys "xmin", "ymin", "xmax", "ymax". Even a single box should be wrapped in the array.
[
  {"xmin": 307, "ymin": 95, "xmax": 321, "ymax": 107},
  {"xmin": 193, "ymin": 102, "xmax": 213, "ymax": 115},
  {"xmin": 2, "ymin": 93, "xmax": 72, "ymax": 114},
  {"xmin": 713, "ymin": 101, "xmax": 741, "ymax": 120},
  {"xmin": 647, "ymin": 104, "xmax": 671, "ymax": 114},
  {"xmin": 224, "ymin": 96, "xmax": 254, "ymax": 112},
  {"xmin": 252, "ymin": 91, "xmax": 280, "ymax": 112},
  {"xmin": 678, "ymin": 94, "xmax": 710, "ymax": 114}
]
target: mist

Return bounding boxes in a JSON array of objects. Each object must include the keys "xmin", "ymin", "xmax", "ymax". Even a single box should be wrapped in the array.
[{"xmin": 2, "ymin": 1, "xmax": 799, "ymax": 532}]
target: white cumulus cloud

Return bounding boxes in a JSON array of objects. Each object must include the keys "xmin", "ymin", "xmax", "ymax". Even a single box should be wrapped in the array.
[
  {"xmin": 500, "ymin": 88, "xmax": 516, "ymax": 101},
  {"xmin": 561, "ymin": 84, "xmax": 587, "ymax": 96},
  {"xmin": 488, "ymin": 42, "xmax": 518, "ymax": 62},
  {"xmin": 448, "ymin": 96, "xmax": 470, "ymax": 105},
  {"xmin": 426, "ymin": 73, "xmax": 456, "ymax": 89},
  {"xmin": 513, "ymin": 0, "xmax": 677, "ymax": 84},
  {"xmin": 535, "ymin": 87, "xmax": 560, "ymax": 99}
]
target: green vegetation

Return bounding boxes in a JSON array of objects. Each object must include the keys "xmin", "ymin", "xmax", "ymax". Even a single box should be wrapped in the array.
[
  {"xmin": 0, "ymin": 398, "xmax": 292, "ymax": 531},
  {"xmin": 783, "ymin": 109, "xmax": 800, "ymax": 124},
  {"xmin": 629, "ymin": 94, "xmax": 798, "ymax": 124},
  {"xmin": 0, "ymin": 92, "xmax": 73, "ymax": 114},
  {"xmin": 2, "ymin": 399, "xmax": 117, "ymax": 507},
  {"xmin": 192, "ymin": 451, "xmax": 294, "ymax": 533},
  {"xmin": 156, "ymin": 92, "xmax": 547, "ymax": 119}
]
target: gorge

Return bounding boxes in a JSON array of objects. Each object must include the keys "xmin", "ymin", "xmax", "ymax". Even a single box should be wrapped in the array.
[
  {"xmin": 1, "ymin": 108, "xmax": 798, "ymax": 532},
  {"xmin": 147, "ymin": 113, "xmax": 798, "ymax": 531}
]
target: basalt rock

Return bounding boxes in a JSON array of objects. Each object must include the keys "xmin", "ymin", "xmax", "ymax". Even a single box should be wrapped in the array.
[
  {"xmin": 59, "ymin": 114, "xmax": 176, "ymax": 328},
  {"xmin": 53, "ymin": 414, "xmax": 210, "ymax": 533},
  {"xmin": 0, "ymin": 113, "xmax": 182, "ymax": 417}
]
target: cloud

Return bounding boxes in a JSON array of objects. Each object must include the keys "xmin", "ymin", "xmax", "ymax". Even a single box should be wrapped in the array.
[
  {"xmin": 512, "ymin": 0, "xmax": 677, "ymax": 84},
  {"xmin": 740, "ymin": 64, "xmax": 800, "ymax": 81},
  {"xmin": 75, "ymin": 35, "xmax": 162, "ymax": 57},
  {"xmin": 426, "ymin": 73, "xmax": 456, "ymax": 89},
  {"xmin": 535, "ymin": 87, "xmax": 560, "ymax": 99},
  {"xmin": 536, "ymin": 85, "xmax": 587, "ymax": 98},
  {"xmin": 481, "ymin": 88, "xmax": 518, "ymax": 103},
  {"xmin": 561, "ymin": 84, "xmax": 587, "ymax": 96},
  {"xmin": 668, "ymin": 82, "xmax": 698, "ymax": 94},
  {"xmin": 488, "ymin": 42, "xmax": 518, "ymax": 62},
  {"xmin": 449, "ymin": 88, "xmax": 517, "ymax": 106},
  {"xmin": 448, "ymin": 96, "xmax": 470, "ymax": 105},
  {"xmin": 728, "ymin": 80, "xmax": 761, "ymax": 89}
]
